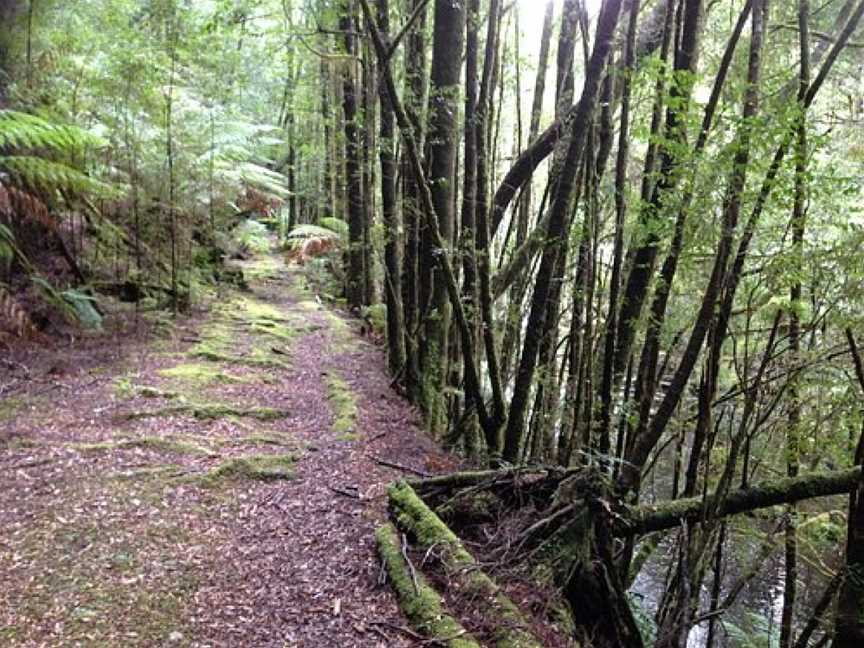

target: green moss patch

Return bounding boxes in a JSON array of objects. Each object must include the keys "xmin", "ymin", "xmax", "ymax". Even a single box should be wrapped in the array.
[
  {"xmin": 159, "ymin": 363, "xmax": 249, "ymax": 386},
  {"xmin": 325, "ymin": 374, "xmax": 358, "ymax": 438},
  {"xmin": 71, "ymin": 436, "xmax": 216, "ymax": 457},
  {"xmin": 123, "ymin": 403, "xmax": 289, "ymax": 422},
  {"xmin": 0, "ymin": 397, "xmax": 26, "ymax": 422},
  {"xmin": 198, "ymin": 453, "xmax": 296, "ymax": 487}
]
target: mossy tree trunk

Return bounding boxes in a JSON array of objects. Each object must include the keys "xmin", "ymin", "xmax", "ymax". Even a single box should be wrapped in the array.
[
  {"xmin": 420, "ymin": 0, "xmax": 465, "ymax": 437},
  {"xmin": 376, "ymin": 0, "xmax": 405, "ymax": 377},
  {"xmin": 0, "ymin": 0, "xmax": 23, "ymax": 105},
  {"xmin": 340, "ymin": 0, "xmax": 365, "ymax": 310}
]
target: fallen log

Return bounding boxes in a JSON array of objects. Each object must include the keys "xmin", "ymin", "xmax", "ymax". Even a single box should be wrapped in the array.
[
  {"xmin": 388, "ymin": 481, "xmax": 547, "ymax": 648},
  {"xmin": 375, "ymin": 523, "xmax": 481, "ymax": 648}
]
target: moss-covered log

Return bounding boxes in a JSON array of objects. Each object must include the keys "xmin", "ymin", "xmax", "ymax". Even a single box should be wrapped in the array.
[
  {"xmin": 617, "ymin": 467, "xmax": 862, "ymax": 536},
  {"xmin": 375, "ymin": 523, "xmax": 481, "ymax": 648},
  {"xmin": 388, "ymin": 481, "xmax": 546, "ymax": 648}
]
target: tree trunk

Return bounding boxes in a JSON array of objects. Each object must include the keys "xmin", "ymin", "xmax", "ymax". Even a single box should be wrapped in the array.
[
  {"xmin": 420, "ymin": 0, "xmax": 465, "ymax": 436},
  {"xmin": 377, "ymin": 0, "xmax": 405, "ymax": 377},
  {"xmin": 340, "ymin": 0, "xmax": 365, "ymax": 310},
  {"xmin": 400, "ymin": 0, "xmax": 427, "ymax": 401},
  {"xmin": 502, "ymin": 0, "xmax": 625, "ymax": 463}
]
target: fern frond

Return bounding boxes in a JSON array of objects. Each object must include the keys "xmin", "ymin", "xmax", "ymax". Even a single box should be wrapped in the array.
[
  {"xmin": 0, "ymin": 284, "xmax": 37, "ymax": 337},
  {"xmin": 30, "ymin": 275, "xmax": 78, "ymax": 324},
  {"xmin": 318, "ymin": 217, "xmax": 349, "ymax": 238},
  {"xmin": 0, "ymin": 110, "xmax": 105, "ymax": 154},
  {"xmin": 0, "ymin": 224, "xmax": 15, "ymax": 265},
  {"xmin": 214, "ymin": 160, "xmax": 290, "ymax": 202},
  {"xmin": 0, "ymin": 223, "xmax": 34, "ymax": 271},
  {"xmin": 0, "ymin": 156, "xmax": 115, "ymax": 197}
]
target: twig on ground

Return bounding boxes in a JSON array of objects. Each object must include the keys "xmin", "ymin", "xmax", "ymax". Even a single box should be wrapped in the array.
[
  {"xmin": 369, "ymin": 620, "xmax": 424, "ymax": 641},
  {"xmin": 373, "ymin": 457, "xmax": 430, "ymax": 478},
  {"xmin": 401, "ymin": 532, "xmax": 420, "ymax": 595},
  {"xmin": 329, "ymin": 484, "xmax": 362, "ymax": 500}
]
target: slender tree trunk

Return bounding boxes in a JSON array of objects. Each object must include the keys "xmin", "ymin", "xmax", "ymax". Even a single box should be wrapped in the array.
[
  {"xmin": 377, "ymin": 0, "xmax": 405, "ymax": 377},
  {"xmin": 502, "ymin": 0, "xmax": 625, "ymax": 464},
  {"xmin": 341, "ymin": 0, "xmax": 365, "ymax": 310},
  {"xmin": 420, "ymin": 0, "xmax": 466, "ymax": 436},
  {"xmin": 401, "ymin": 0, "xmax": 427, "ymax": 401},
  {"xmin": 835, "ymin": 330, "xmax": 864, "ymax": 646},
  {"xmin": 361, "ymin": 33, "xmax": 376, "ymax": 305},
  {"xmin": 620, "ymin": 0, "xmax": 767, "ymax": 493},
  {"xmin": 781, "ymin": 2, "xmax": 809, "ymax": 645},
  {"xmin": 500, "ymin": 0, "xmax": 553, "ymax": 388}
]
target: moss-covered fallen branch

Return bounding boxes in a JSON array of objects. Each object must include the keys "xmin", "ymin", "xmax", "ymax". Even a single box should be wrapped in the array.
[
  {"xmin": 376, "ymin": 523, "xmax": 481, "ymax": 648},
  {"xmin": 123, "ymin": 403, "xmax": 289, "ymax": 422},
  {"xmin": 388, "ymin": 481, "xmax": 545, "ymax": 648},
  {"xmin": 617, "ymin": 467, "xmax": 863, "ymax": 536}
]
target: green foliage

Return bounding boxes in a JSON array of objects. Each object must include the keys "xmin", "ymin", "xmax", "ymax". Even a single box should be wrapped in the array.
[
  {"xmin": 724, "ymin": 612, "xmax": 779, "ymax": 648},
  {"xmin": 0, "ymin": 110, "xmax": 114, "ymax": 197},
  {"xmin": 232, "ymin": 220, "xmax": 270, "ymax": 254}
]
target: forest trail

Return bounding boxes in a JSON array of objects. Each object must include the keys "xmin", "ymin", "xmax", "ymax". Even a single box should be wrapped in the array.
[{"xmin": 0, "ymin": 249, "xmax": 455, "ymax": 647}]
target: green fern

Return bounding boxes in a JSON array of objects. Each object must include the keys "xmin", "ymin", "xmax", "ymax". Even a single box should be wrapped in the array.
[
  {"xmin": 0, "ymin": 110, "xmax": 104, "ymax": 154},
  {"xmin": 215, "ymin": 160, "xmax": 290, "ymax": 203},
  {"xmin": 317, "ymin": 217, "xmax": 349, "ymax": 238},
  {"xmin": 0, "ymin": 156, "xmax": 114, "ymax": 196}
]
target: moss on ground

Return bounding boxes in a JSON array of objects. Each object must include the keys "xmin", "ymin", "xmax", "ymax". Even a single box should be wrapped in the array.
[
  {"xmin": 325, "ymin": 374, "xmax": 358, "ymax": 438},
  {"xmin": 0, "ymin": 433, "xmax": 39, "ymax": 449},
  {"xmin": 71, "ymin": 436, "xmax": 216, "ymax": 457},
  {"xmin": 0, "ymin": 397, "xmax": 26, "ymax": 422},
  {"xmin": 232, "ymin": 433, "xmax": 294, "ymax": 447},
  {"xmin": 198, "ymin": 453, "xmax": 296, "ymax": 487},
  {"xmin": 123, "ymin": 402, "xmax": 289, "ymax": 422},
  {"xmin": 388, "ymin": 481, "xmax": 545, "ymax": 648},
  {"xmin": 159, "ymin": 362, "xmax": 249, "ymax": 386},
  {"xmin": 323, "ymin": 311, "xmax": 353, "ymax": 351},
  {"xmin": 1, "ymin": 478, "xmax": 198, "ymax": 647}
]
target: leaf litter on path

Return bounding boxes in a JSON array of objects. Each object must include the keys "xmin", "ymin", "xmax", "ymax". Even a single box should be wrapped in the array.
[{"xmin": 0, "ymin": 252, "xmax": 459, "ymax": 647}]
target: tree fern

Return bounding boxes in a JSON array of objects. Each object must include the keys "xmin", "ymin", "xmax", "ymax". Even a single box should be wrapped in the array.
[
  {"xmin": 0, "ymin": 110, "xmax": 104, "ymax": 155},
  {"xmin": 0, "ymin": 110, "xmax": 115, "ymax": 199}
]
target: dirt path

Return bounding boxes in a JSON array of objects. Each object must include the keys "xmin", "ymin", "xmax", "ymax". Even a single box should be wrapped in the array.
[{"xmin": 0, "ymin": 252, "xmax": 455, "ymax": 647}]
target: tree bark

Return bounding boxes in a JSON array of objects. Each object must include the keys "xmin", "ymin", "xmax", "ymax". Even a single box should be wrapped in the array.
[
  {"xmin": 377, "ymin": 0, "xmax": 405, "ymax": 377},
  {"xmin": 400, "ymin": 0, "xmax": 427, "ymax": 401},
  {"xmin": 419, "ymin": 0, "xmax": 465, "ymax": 436},
  {"xmin": 340, "ymin": 0, "xmax": 365, "ymax": 310},
  {"xmin": 616, "ymin": 467, "xmax": 864, "ymax": 537}
]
